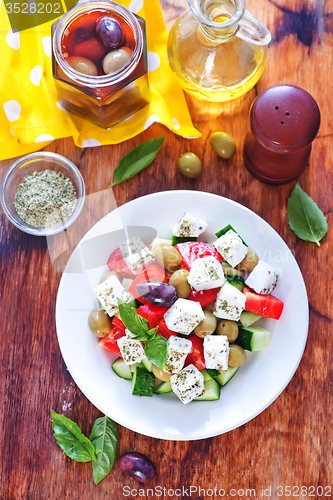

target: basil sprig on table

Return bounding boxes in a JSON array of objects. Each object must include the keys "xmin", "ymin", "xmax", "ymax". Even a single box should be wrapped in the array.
[
  {"xmin": 89, "ymin": 416, "xmax": 119, "ymax": 485},
  {"xmin": 51, "ymin": 411, "xmax": 119, "ymax": 484},
  {"xmin": 118, "ymin": 300, "xmax": 168, "ymax": 369},
  {"xmin": 287, "ymin": 183, "xmax": 328, "ymax": 246},
  {"xmin": 108, "ymin": 135, "xmax": 165, "ymax": 188}
]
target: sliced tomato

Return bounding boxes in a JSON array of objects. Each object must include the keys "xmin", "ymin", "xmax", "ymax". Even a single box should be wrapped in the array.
[
  {"xmin": 112, "ymin": 316, "xmax": 126, "ymax": 331},
  {"xmin": 137, "ymin": 304, "xmax": 169, "ymax": 329},
  {"xmin": 243, "ymin": 286, "xmax": 284, "ymax": 320},
  {"xmin": 188, "ymin": 287, "xmax": 220, "ymax": 308},
  {"xmin": 128, "ymin": 263, "xmax": 168, "ymax": 302},
  {"xmin": 158, "ymin": 318, "xmax": 177, "ymax": 340},
  {"xmin": 185, "ymin": 336, "xmax": 205, "ymax": 371},
  {"xmin": 107, "ymin": 248, "xmax": 136, "ymax": 279},
  {"xmin": 99, "ymin": 324, "xmax": 126, "ymax": 357},
  {"xmin": 174, "ymin": 241, "xmax": 223, "ymax": 271}
]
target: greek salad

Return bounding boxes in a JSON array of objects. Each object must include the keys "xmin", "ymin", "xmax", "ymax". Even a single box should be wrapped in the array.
[{"xmin": 88, "ymin": 213, "xmax": 284, "ymax": 405}]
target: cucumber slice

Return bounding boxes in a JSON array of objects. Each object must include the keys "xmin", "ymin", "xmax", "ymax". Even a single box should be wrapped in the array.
[
  {"xmin": 130, "ymin": 362, "xmax": 144, "ymax": 373},
  {"xmin": 154, "ymin": 381, "xmax": 172, "ymax": 394},
  {"xmin": 239, "ymin": 311, "xmax": 262, "ymax": 328},
  {"xmin": 172, "ymin": 236, "xmax": 197, "ymax": 246},
  {"xmin": 201, "ymin": 368, "xmax": 220, "ymax": 381},
  {"xmin": 236, "ymin": 326, "xmax": 271, "ymax": 351},
  {"xmin": 222, "ymin": 263, "xmax": 243, "ymax": 277},
  {"xmin": 132, "ymin": 366, "xmax": 155, "ymax": 397},
  {"xmin": 215, "ymin": 224, "xmax": 248, "ymax": 246},
  {"xmin": 194, "ymin": 379, "xmax": 220, "ymax": 401},
  {"xmin": 215, "ymin": 366, "xmax": 239, "ymax": 386},
  {"xmin": 226, "ymin": 275, "xmax": 245, "ymax": 291},
  {"xmin": 112, "ymin": 358, "xmax": 132, "ymax": 380},
  {"xmin": 142, "ymin": 356, "xmax": 153, "ymax": 372}
]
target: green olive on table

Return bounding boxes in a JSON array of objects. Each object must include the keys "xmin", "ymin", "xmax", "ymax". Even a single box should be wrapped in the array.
[
  {"xmin": 99, "ymin": 271, "xmax": 119, "ymax": 284},
  {"xmin": 153, "ymin": 242, "xmax": 182, "ymax": 272},
  {"xmin": 177, "ymin": 152, "xmax": 202, "ymax": 178},
  {"xmin": 168, "ymin": 269, "xmax": 191, "ymax": 298},
  {"xmin": 228, "ymin": 344, "xmax": 247, "ymax": 367},
  {"xmin": 237, "ymin": 248, "xmax": 259, "ymax": 272},
  {"xmin": 194, "ymin": 310, "xmax": 217, "ymax": 338},
  {"xmin": 210, "ymin": 132, "xmax": 236, "ymax": 159},
  {"xmin": 88, "ymin": 309, "xmax": 111, "ymax": 338},
  {"xmin": 216, "ymin": 319, "xmax": 239, "ymax": 342}
]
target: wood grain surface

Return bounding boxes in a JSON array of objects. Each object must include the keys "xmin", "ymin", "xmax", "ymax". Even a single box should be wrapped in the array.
[{"xmin": 1, "ymin": 0, "xmax": 332, "ymax": 499}]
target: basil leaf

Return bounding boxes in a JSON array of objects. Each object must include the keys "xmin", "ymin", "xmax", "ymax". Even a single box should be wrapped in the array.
[
  {"xmin": 109, "ymin": 136, "xmax": 165, "ymax": 188},
  {"xmin": 51, "ymin": 410, "xmax": 96, "ymax": 462},
  {"xmin": 118, "ymin": 300, "xmax": 149, "ymax": 336},
  {"xmin": 89, "ymin": 416, "xmax": 119, "ymax": 485},
  {"xmin": 145, "ymin": 335, "xmax": 168, "ymax": 369},
  {"xmin": 147, "ymin": 326, "xmax": 159, "ymax": 340},
  {"xmin": 287, "ymin": 183, "xmax": 328, "ymax": 246}
]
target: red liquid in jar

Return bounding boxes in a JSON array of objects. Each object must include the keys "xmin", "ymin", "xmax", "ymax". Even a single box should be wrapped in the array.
[{"xmin": 52, "ymin": 6, "xmax": 150, "ymax": 128}]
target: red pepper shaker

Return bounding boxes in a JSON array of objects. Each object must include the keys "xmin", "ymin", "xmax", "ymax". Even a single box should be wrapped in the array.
[{"xmin": 243, "ymin": 84, "xmax": 320, "ymax": 184}]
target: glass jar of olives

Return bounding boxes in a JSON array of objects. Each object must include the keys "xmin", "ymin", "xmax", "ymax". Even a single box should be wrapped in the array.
[{"xmin": 52, "ymin": 0, "xmax": 150, "ymax": 128}]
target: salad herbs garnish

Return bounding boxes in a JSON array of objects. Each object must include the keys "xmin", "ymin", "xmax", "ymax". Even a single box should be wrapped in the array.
[
  {"xmin": 287, "ymin": 182, "xmax": 328, "ymax": 246},
  {"xmin": 118, "ymin": 300, "xmax": 168, "ymax": 368},
  {"xmin": 51, "ymin": 411, "xmax": 119, "ymax": 484},
  {"xmin": 108, "ymin": 136, "xmax": 165, "ymax": 188}
]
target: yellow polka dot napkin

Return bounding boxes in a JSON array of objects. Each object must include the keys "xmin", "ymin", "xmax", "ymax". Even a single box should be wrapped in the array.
[{"xmin": 0, "ymin": 0, "xmax": 200, "ymax": 161}]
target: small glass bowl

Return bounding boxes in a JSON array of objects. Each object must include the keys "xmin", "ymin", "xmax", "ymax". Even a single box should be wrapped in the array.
[{"xmin": 1, "ymin": 152, "xmax": 85, "ymax": 236}]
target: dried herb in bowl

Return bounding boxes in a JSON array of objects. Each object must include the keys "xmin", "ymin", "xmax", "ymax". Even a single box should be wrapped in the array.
[{"xmin": 14, "ymin": 169, "xmax": 77, "ymax": 228}]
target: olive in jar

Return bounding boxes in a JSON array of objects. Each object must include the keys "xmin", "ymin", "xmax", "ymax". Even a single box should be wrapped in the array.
[
  {"xmin": 210, "ymin": 132, "xmax": 236, "ymax": 159},
  {"xmin": 194, "ymin": 310, "xmax": 217, "ymax": 338},
  {"xmin": 168, "ymin": 269, "xmax": 191, "ymax": 298},
  {"xmin": 177, "ymin": 152, "xmax": 202, "ymax": 178},
  {"xmin": 88, "ymin": 309, "xmax": 111, "ymax": 338}
]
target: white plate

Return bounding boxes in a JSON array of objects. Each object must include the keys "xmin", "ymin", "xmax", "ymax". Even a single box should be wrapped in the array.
[{"xmin": 56, "ymin": 190, "xmax": 308, "ymax": 441}]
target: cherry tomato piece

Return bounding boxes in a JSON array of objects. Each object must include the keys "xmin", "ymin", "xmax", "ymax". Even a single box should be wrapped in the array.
[
  {"xmin": 188, "ymin": 287, "xmax": 220, "ymax": 308},
  {"xmin": 98, "ymin": 323, "xmax": 126, "ymax": 357},
  {"xmin": 137, "ymin": 304, "xmax": 169, "ymax": 329},
  {"xmin": 185, "ymin": 336, "xmax": 205, "ymax": 370},
  {"xmin": 107, "ymin": 247, "xmax": 136, "ymax": 279},
  {"xmin": 174, "ymin": 241, "xmax": 223, "ymax": 271},
  {"xmin": 158, "ymin": 318, "xmax": 177, "ymax": 340}
]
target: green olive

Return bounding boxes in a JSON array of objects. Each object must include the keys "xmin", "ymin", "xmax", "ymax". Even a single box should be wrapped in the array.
[
  {"xmin": 67, "ymin": 56, "xmax": 98, "ymax": 76},
  {"xmin": 216, "ymin": 319, "xmax": 239, "ymax": 342},
  {"xmin": 228, "ymin": 344, "xmax": 247, "ymax": 367},
  {"xmin": 168, "ymin": 269, "xmax": 191, "ymax": 298},
  {"xmin": 99, "ymin": 271, "xmax": 119, "ymax": 284},
  {"xmin": 152, "ymin": 364, "xmax": 172, "ymax": 381},
  {"xmin": 102, "ymin": 48, "xmax": 132, "ymax": 74},
  {"xmin": 177, "ymin": 153, "xmax": 202, "ymax": 179},
  {"xmin": 153, "ymin": 243, "xmax": 182, "ymax": 272},
  {"xmin": 88, "ymin": 309, "xmax": 111, "ymax": 338},
  {"xmin": 210, "ymin": 132, "xmax": 236, "ymax": 159},
  {"xmin": 237, "ymin": 248, "xmax": 259, "ymax": 272},
  {"xmin": 194, "ymin": 310, "xmax": 217, "ymax": 338}
]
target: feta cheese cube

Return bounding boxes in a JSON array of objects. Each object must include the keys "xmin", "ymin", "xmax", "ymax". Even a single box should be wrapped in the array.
[
  {"xmin": 204, "ymin": 335, "xmax": 229, "ymax": 370},
  {"xmin": 164, "ymin": 298, "xmax": 205, "ymax": 335},
  {"xmin": 164, "ymin": 336, "xmax": 192, "ymax": 374},
  {"xmin": 173, "ymin": 213, "xmax": 208, "ymax": 238},
  {"xmin": 245, "ymin": 260, "xmax": 279, "ymax": 294},
  {"xmin": 119, "ymin": 236, "xmax": 155, "ymax": 275},
  {"xmin": 125, "ymin": 247, "xmax": 155, "ymax": 275},
  {"xmin": 171, "ymin": 364, "xmax": 205, "ymax": 404},
  {"xmin": 119, "ymin": 236, "xmax": 146, "ymax": 259},
  {"xmin": 187, "ymin": 256, "xmax": 225, "ymax": 291},
  {"xmin": 213, "ymin": 283, "xmax": 246, "ymax": 321},
  {"xmin": 117, "ymin": 337, "xmax": 146, "ymax": 365},
  {"xmin": 95, "ymin": 275, "xmax": 133, "ymax": 317},
  {"xmin": 213, "ymin": 229, "xmax": 247, "ymax": 268}
]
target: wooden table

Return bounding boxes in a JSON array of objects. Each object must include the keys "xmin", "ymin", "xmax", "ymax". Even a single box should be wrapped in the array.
[{"xmin": 1, "ymin": 0, "xmax": 332, "ymax": 498}]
